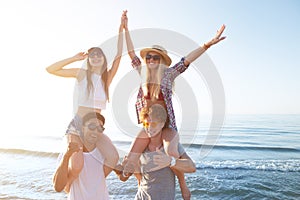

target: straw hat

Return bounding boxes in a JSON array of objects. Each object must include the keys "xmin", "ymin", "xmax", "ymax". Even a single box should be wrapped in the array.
[{"xmin": 140, "ymin": 45, "xmax": 172, "ymax": 66}]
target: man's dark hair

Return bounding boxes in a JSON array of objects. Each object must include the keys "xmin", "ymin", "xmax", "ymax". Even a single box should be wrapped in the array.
[{"xmin": 82, "ymin": 112, "xmax": 105, "ymax": 125}]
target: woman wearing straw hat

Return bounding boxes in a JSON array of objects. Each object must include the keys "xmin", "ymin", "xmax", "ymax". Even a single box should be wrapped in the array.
[{"xmin": 121, "ymin": 11, "xmax": 226, "ymax": 199}]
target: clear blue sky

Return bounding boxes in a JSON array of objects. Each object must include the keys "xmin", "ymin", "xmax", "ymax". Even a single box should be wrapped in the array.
[{"xmin": 0, "ymin": 0, "xmax": 299, "ymax": 138}]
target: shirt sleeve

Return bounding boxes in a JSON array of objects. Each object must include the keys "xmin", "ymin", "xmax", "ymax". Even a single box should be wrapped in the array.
[
  {"xmin": 131, "ymin": 56, "xmax": 142, "ymax": 69},
  {"xmin": 166, "ymin": 57, "xmax": 189, "ymax": 81}
]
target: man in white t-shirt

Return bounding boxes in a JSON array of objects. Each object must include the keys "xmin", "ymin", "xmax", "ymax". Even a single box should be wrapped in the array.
[{"xmin": 53, "ymin": 112, "xmax": 118, "ymax": 200}]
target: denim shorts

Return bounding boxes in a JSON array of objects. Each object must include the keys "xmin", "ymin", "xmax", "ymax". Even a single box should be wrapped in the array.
[{"xmin": 65, "ymin": 115, "xmax": 83, "ymax": 138}]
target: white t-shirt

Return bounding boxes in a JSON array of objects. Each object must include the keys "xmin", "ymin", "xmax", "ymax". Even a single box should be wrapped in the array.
[
  {"xmin": 68, "ymin": 148, "xmax": 109, "ymax": 200},
  {"xmin": 76, "ymin": 73, "xmax": 107, "ymax": 110}
]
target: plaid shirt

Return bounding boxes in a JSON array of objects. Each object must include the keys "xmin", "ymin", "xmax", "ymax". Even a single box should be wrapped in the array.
[{"xmin": 132, "ymin": 56, "xmax": 189, "ymax": 131}]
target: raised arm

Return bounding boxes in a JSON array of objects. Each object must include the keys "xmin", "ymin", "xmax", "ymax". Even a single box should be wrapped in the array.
[
  {"xmin": 107, "ymin": 13, "xmax": 125, "ymax": 86},
  {"xmin": 184, "ymin": 24, "xmax": 226, "ymax": 66},
  {"xmin": 123, "ymin": 11, "xmax": 137, "ymax": 60},
  {"xmin": 46, "ymin": 52, "xmax": 87, "ymax": 78}
]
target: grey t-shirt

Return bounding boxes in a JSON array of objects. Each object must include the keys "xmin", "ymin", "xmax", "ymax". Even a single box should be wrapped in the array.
[{"xmin": 134, "ymin": 144, "xmax": 185, "ymax": 200}]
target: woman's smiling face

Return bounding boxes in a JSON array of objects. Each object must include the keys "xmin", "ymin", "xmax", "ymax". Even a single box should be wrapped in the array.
[
  {"xmin": 145, "ymin": 51, "xmax": 161, "ymax": 69},
  {"xmin": 88, "ymin": 49, "xmax": 104, "ymax": 67}
]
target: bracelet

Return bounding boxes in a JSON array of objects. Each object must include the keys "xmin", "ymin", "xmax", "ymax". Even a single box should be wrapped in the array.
[{"xmin": 203, "ymin": 43, "xmax": 211, "ymax": 50}]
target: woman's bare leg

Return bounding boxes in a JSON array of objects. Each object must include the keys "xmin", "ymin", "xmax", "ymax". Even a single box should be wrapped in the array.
[
  {"xmin": 172, "ymin": 168, "xmax": 191, "ymax": 200},
  {"xmin": 162, "ymin": 128, "xmax": 190, "ymax": 200},
  {"xmin": 161, "ymin": 128, "xmax": 180, "ymax": 158},
  {"xmin": 123, "ymin": 129, "xmax": 150, "ymax": 175},
  {"xmin": 96, "ymin": 134, "xmax": 119, "ymax": 177}
]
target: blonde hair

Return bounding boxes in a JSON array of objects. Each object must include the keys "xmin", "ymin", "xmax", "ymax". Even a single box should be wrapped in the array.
[{"xmin": 142, "ymin": 59, "xmax": 168, "ymax": 100}]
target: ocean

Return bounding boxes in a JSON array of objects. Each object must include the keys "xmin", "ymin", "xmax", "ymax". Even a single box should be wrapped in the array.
[{"xmin": 0, "ymin": 115, "xmax": 299, "ymax": 200}]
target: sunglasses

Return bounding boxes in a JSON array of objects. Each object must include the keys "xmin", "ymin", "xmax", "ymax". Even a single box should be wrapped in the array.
[
  {"xmin": 143, "ymin": 121, "xmax": 159, "ymax": 128},
  {"xmin": 85, "ymin": 123, "xmax": 105, "ymax": 132},
  {"xmin": 89, "ymin": 51, "xmax": 103, "ymax": 58},
  {"xmin": 145, "ymin": 54, "xmax": 161, "ymax": 61}
]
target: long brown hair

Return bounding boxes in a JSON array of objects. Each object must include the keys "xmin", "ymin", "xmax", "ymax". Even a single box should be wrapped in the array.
[{"xmin": 86, "ymin": 47, "xmax": 109, "ymax": 102}]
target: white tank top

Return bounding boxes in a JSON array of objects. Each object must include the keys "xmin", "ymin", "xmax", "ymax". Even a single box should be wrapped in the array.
[
  {"xmin": 76, "ymin": 73, "xmax": 107, "ymax": 109},
  {"xmin": 68, "ymin": 149, "xmax": 109, "ymax": 200}
]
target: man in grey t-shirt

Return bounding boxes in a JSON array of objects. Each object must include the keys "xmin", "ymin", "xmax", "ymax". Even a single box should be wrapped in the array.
[
  {"xmin": 135, "ymin": 143, "xmax": 187, "ymax": 199},
  {"xmin": 114, "ymin": 104, "xmax": 196, "ymax": 200}
]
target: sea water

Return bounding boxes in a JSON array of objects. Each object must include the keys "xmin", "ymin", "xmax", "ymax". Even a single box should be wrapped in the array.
[{"xmin": 0, "ymin": 115, "xmax": 299, "ymax": 199}]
